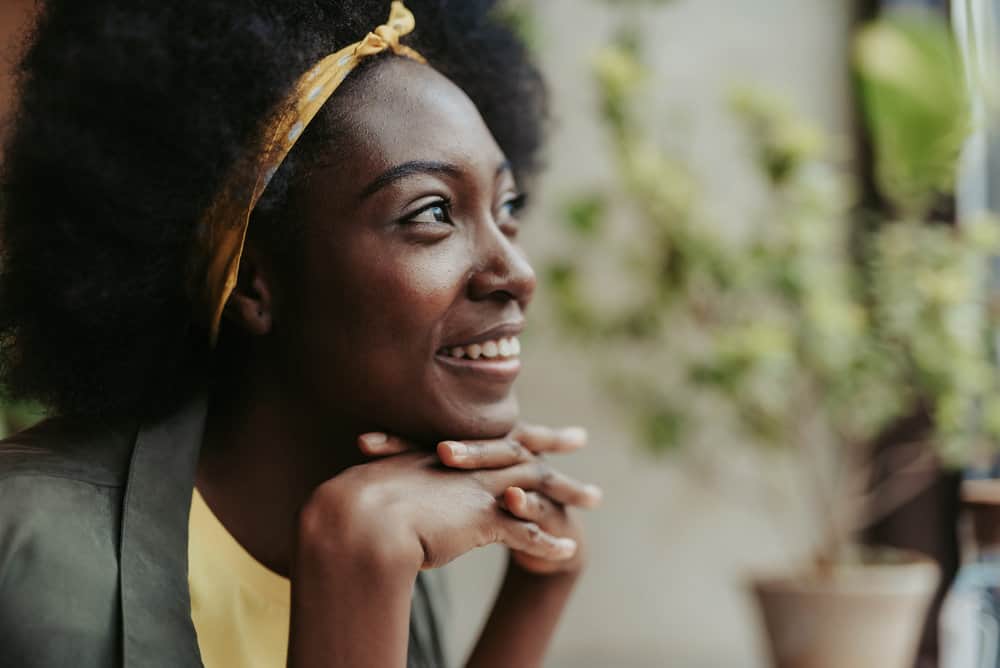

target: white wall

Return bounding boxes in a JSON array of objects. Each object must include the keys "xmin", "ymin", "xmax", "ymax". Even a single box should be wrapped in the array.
[{"xmin": 443, "ymin": 1, "xmax": 853, "ymax": 666}]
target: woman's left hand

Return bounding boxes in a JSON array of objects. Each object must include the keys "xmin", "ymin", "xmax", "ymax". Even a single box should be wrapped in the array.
[
  {"xmin": 498, "ymin": 482, "xmax": 587, "ymax": 575},
  {"xmin": 357, "ymin": 424, "xmax": 599, "ymax": 575}
]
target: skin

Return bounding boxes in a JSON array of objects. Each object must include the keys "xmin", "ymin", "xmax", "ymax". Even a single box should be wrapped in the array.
[{"xmin": 196, "ymin": 57, "xmax": 600, "ymax": 668}]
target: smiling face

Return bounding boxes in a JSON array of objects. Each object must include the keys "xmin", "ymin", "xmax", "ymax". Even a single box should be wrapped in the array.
[{"xmin": 265, "ymin": 57, "xmax": 537, "ymax": 444}]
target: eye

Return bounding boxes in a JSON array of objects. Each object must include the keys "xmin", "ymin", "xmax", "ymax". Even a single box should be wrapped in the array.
[
  {"xmin": 498, "ymin": 193, "xmax": 528, "ymax": 221},
  {"xmin": 404, "ymin": 199, "xmax": 453, "ymax": 225}
]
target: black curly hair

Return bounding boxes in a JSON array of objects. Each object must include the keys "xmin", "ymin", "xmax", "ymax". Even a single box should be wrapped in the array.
[{"xmin": 0, "ymin": 0, "xmax": 547, "ymax": 421}]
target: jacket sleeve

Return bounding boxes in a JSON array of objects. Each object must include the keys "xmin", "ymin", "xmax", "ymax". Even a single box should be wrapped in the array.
[
  {"xmin": 0, "ymin": 473, "xmax": 122, "ymax": 668},
  {"xmin": 408, "ymin": 570, "xmax": 450, "ymax": 668}
]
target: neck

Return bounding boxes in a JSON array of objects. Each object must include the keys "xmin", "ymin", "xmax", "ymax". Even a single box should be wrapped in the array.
[{"xmin": 195, "ymin": 358, "xmax": 366, "ymax": 577}]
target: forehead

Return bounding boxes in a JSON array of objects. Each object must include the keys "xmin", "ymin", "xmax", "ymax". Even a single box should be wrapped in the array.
[{"xmin": 336, "ymin": 57, "xmax": 506, "ymax": 177}]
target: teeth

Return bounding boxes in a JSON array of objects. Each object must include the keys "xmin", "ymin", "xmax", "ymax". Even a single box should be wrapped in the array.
[{"xmin": 441, "ymin": 336, "xmax": 521, "ymax": 360}]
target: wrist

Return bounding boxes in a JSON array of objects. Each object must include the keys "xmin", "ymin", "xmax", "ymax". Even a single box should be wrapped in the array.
[
  {"xmin": 296, "ymin": 479, "xmax": 424, "ymax": 580},
  {"xmin": 288, "ymin": 482, "xmax": 418, "ymax": 668}
]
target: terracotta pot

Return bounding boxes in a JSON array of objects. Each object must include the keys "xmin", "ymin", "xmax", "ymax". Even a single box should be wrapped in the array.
[{"xmin": 752, "ymin": 549, "xmax": 940, "ymax": 668}]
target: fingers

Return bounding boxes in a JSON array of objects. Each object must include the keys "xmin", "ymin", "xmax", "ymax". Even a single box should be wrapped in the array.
[
  {"xmin": 362, "ymin": 424, "xmax": 587, "ymax": 464},
  {"xmin": 490, "ymin": 460, "xmax": 603, "ymax": 510},
  {"xmin": 509, "ymin": 424, "xmax": 588, "ymax": 454},
  {"xmin": 436, "ymin": 438, "xmax": 534, "ymax": 469},
  {"xmin": 502, "ymin": 486, "xmax": 561, "ymax": 524},
  {"xmin": 495, "ymin": 514, "xmax": 576, "ymax": 561},
  {"xmin": 436, "ymin": 425, "xmax": 588, "ymax": 469},
  {"xmin": 357, "ymin": 432, "xmax": 415, "ymax": 457}
]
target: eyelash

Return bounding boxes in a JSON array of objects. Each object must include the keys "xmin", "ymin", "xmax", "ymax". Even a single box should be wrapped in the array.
[
  {"xmin": 403, "ymin": 198, "xmax": 454, "ymax": 226},
  {"xmin": 401, "ymin": 193, "xmax": 528, "ymax": 227},
  {"xmin": 501, "ymin": 193, "xmax": 528, "ymax": 218}
]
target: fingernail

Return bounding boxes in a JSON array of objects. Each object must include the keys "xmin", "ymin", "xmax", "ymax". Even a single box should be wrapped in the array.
[
  {"xmin": 560, "ymin": 427, "xmax": 588, "ymax": 446},
  {"xmin": 584, "ymin": 484, "xmax": 604, "ymax": 505},
  {"xmin": 360, "ymin": 432, "xmax": 388, "ymax": 447},
  {"xmin": 557, "ymin": 538, "xmax": 578, "ymax": 554},
  {"xmin": 443, "ymin": 441, "xmax": 467, "ymax": 458}
]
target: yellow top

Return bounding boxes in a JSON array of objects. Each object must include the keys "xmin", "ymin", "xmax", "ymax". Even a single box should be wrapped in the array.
[{"xmin": 188, "ymin": 487, "xmax": 291, "ymax": 668}]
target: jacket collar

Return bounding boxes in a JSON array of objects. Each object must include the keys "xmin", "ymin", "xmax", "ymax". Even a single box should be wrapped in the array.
[
  {"xmin": 120, "ymin": 394, "xmax": 207, "ymax": 667},
  {"xmin": 113, "ymin": 393, "xmax": 446, "ymax": 668}
]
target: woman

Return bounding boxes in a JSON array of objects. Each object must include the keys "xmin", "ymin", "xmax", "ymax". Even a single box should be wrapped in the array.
[{"xmin": 0, "ymin": 1, "xmax": 601, "ymax": 667}]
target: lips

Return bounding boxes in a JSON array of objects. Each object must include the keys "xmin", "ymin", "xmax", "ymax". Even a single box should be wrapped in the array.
[{"xmin": 435, "ymin": 321, "xmax": 524, "ymax": 381}]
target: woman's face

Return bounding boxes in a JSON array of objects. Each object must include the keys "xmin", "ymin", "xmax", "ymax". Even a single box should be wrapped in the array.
[{"xmin": 272, "ymin": 58, "xmax": 536, "ymax": 444}]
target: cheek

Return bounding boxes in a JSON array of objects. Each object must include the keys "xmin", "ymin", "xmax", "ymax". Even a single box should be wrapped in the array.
[
  {"xmin": 348, "ymin": 252, "xmax": 464, "ymax": 348},
  {"xmin": 307, "ymin": 229, "xmax": 467, "ymax": 329},
  {"xmin": 295, "ymin": 235, "xmax": 469, "ymax": 419}
]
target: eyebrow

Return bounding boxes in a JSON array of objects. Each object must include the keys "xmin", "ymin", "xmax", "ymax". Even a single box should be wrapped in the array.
[{"xmin": 359, "ymin": 159, "xmax": 514, "ymax": 200}]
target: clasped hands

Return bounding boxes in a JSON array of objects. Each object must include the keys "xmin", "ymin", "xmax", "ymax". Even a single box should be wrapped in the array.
[{"xmin": 354, "ymin": 424, "xmax": 601, "ymax": 576}]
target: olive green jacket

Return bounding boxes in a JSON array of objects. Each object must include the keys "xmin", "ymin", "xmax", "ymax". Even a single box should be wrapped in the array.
[{"xmin": 0, "ymin": 396, "xmax": 447, "ymax": 667}]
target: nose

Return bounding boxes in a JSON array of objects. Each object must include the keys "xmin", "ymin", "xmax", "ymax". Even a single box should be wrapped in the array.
[{"xmin": 467, "ymin": 225, "xmax": 537, "ymax": 309}]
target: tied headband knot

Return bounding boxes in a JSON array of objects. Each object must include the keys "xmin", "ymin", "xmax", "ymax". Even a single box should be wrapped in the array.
[
  {"xmin": 195, "ymin": 1, "xmax": 426, "ymax": 345},
  {"xmin": 356, "ymin": 3, "xmax": 424, "ymax": 60}
]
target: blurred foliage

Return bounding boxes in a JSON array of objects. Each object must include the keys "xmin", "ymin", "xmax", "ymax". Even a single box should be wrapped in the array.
[
  {"xmin": 0, "ymin": 401, "xmax": 47, "ymax": 438},
  {"xmin": 0, "ymin": 192, "xmax": 45, "ymax": 438},
  {"xmin": 854, "ymin": 11, "xmax": 969, "ymax": 217},
  {"xmin": 549, "ymin": 7, "xmax": 997, "ymax": 481},
  {"xmin": 494, "ymin": 0, "xmax": 540, "ymax": 52}
]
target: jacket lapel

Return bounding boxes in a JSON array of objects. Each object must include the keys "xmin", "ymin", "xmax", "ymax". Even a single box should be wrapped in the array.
[{"xmin": 119, "ymin": 395, "xmax": 207, "ymax": 667}]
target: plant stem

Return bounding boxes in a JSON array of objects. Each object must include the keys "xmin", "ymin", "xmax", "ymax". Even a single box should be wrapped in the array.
[{"xmin": 850, "ymin": 442, "xmax": 940, "ymax": 533}]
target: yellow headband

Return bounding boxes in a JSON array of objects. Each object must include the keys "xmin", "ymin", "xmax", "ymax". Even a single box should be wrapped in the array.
[{"xmin": 195, "ymin": 1, "xmax": 426, "ymax": 344}]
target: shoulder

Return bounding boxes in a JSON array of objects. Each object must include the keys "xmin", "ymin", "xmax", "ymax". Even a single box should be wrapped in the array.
[
  {"xmin": 0, "ymin": 415, "xmax": 137, "ymax": 487},
  {"xmin": 0, "ymin": 417, "xmax": 136, "ymax": 667}
]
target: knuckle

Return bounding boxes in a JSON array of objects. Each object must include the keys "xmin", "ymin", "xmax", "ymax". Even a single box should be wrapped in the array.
[
  {"xmin": 525, "ymin": 522, "xmax": 543, "ymax": 544},
  {"xmin": 474, "ymin": 488, "xmax": 497, "ymax": 511},
  {"xmin": 479, "ymin": 523, "xmax": 499, "ymax": 548},
  {"xmin": 531, "ymin": 494, "xmax": 548, "ymax": 516},
  {"xmin": 506, "ymin": 439, "xmax": 531, "ymax": 461},
  {"xmin": 535, "ymin": 460, "xmax": 555, "ymax": 492}
]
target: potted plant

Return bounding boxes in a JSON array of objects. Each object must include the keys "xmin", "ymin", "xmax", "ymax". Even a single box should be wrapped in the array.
[{"xmin": 548, "ymin": 9, "xmax": 995, "ymax": 667}]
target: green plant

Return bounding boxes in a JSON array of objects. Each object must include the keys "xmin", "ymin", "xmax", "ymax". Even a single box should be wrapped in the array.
[{"xmin": 549, "ymin": 8, "xmax": 993, "ymax": 566}]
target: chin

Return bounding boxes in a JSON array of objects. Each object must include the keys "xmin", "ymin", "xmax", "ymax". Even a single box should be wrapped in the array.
[{"xmin": 435, "ymin": 394, "xmax": 520, "ymax": 441}]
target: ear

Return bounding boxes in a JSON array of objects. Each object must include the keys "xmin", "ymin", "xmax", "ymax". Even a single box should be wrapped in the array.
[{"xmin": 223, "ymin": 245, "xmax": 277, "ymax": 337}]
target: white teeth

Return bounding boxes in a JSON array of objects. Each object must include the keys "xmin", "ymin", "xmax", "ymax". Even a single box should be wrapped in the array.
[{"xmin": 441, "ymin": 336, "xmax": 521, "ymax": 360}]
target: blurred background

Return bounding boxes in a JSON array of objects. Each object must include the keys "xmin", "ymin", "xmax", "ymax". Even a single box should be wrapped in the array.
[
  {"xmin": 456, "ymin": 1, "xmax": 850, "ymax": 665},
  {"xmin": 4, "ymin": 1, "xmax": 997, "ymax": 667}
]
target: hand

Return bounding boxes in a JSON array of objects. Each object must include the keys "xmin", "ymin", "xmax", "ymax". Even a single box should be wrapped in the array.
[
  {"xmin": 299, "ymin": 446, "xmax": 599, "ymax": 576},
  {"xmin": 357, "ymin": 424, "xmax": 600, "ymax": 575}
]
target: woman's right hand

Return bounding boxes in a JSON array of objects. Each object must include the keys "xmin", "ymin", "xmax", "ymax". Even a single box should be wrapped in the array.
[
  {"xmin": 287, "ymin": 448, "xmax": 598, "ymax": 667},
  {"xmin": 296, "ymin": 448, "xmax": 598, "ymax": 574}
]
